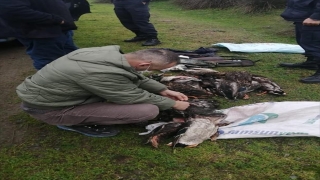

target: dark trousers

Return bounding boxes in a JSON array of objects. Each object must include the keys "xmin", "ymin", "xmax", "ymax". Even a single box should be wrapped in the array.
[
  {"xmin": 22, "ymin": 102, "xmax": 159, "ymax": 126},
  {"xmin": 18, "ymin": 31, "xmax": 78, "ymax": 70},
  {"xmin": 295, "ymin": 22, "xmax": 320, "ymax": 63},
  {"xmin": 113, "ymin": 0, "xmax": 158, "ymax": 38}
]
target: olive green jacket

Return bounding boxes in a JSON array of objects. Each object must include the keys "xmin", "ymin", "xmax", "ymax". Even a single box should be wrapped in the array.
[{"xmin": 16, "ymin": 45, "xmax": 175, "ymax": 110}]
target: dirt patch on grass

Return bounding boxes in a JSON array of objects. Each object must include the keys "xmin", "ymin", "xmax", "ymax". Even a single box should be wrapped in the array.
[
  {"xmin": 0, "ymin": 41, "xmax": 36, "ymax": 145},
  {"xmin": 276, "ymin": 28, "xmax": 295, "ymax": 38}
]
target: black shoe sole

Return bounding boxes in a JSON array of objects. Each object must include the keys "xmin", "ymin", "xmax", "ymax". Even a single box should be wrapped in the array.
[
  {"xmin": 124, "ymin": 38, "xmax": 147, "ymax": 42},
  {"xmin": 57, "ymin": 125, "xmax": 120, "ymax": 137},
  {"xmin": 299, "ymin": 80, "xmax": 320, "ymax": 84}
]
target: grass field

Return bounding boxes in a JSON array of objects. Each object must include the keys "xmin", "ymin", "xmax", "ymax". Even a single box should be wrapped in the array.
[{"xmin": 1, "ymin": 1, "xmax": 319, "ymax": 180}]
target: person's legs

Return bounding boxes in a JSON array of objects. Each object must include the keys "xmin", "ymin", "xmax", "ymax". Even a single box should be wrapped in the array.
[
  {"xmin": 125, "ymin": 1, "xmax": 160, "ymax": 46},
  {"xmin": 295, "ymin": 22, "xmax": 302, "ymax": 46},
  {"xmin": 114, "ymin": 1, "xmax": 145, "ymax": 41},
  {"xmin": 63, "ymin": 30, "xmax": 78, "ymax": 54},
  {"xmin": 279, "ymin": 22, "xmax": 317, "ymax": 70},
  {"xmin": 18, "ymin": 32, "xmax": 78, "ymax": 70},
  {"xmin": 25, "ymin": 102, "xmax": 159, "ymax": 125},
  {"xmin": 23, "ymin": 102, "xmax": 159, "ymax": 137},
  {"xmin": 299, "ymin": 27, "xmax": 320, "ymax": 83},
  {"xmin": 127, "ymin": 2, "xmax": 157, "ymax": 38}
]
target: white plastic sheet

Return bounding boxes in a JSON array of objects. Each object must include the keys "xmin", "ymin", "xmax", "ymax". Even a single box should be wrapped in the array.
[
  {"xmin": 213, "ymin": 43, "xmax": 305, "ymax": 54},
  {"xmin": 217, "ymin": 101, "xmax": 320, "ymax": 139}
]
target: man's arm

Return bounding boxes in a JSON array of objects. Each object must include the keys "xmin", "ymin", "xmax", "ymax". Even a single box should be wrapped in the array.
[
  {"xmin": 303, "ymin": 1, "xmax": 320, "ymax": 25},
  {"xmin": 78, "ymin": 74, "xmax": 176, "ymax": 110},
  {"xmin": 137, "ymin": 77, "xmax": 168, "ymax": 94}
]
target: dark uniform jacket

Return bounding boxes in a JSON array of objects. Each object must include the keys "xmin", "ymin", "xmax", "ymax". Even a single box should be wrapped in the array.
[
  {"xmin": 0, "ymin": 0, "xmax": 89, "ymax": 38},
  {"xmin": 281, "ymin": 0, "xmax": 320, "ymax": 22}
]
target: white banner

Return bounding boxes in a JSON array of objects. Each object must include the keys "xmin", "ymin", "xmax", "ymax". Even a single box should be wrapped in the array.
[
  {"xmin": 213, "ymin": 43, "xmax": 305, "ymax": 53},
  {"xmin": 217, "ymin": 101, "xmax": 320, "ymax": 139}
]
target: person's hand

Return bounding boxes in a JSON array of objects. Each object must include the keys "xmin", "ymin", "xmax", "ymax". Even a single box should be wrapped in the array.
[
  {"xmin": 61, "ymin": 20, "xmax": 65, "ymax": 25},
  {"xmin": 160, "ymin": 89, "xmax": 188, "ymax": 101},
  {"xmin": 173, "ymin": 101, "xmax": 190, "ymax": 111},
  {"xmin": 303, "ymin": 18, "xmax": 320, "ymax": 26},
  {"xmin": 142, "ymin": 1, "xmax": 146, "ymax": 5}
]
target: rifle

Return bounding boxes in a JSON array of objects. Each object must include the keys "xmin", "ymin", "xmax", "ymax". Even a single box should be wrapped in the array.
[
  {"xmin": 179, "ymin": 59, "xmax": 216, "ymax": 68},
  {"xmin": 180, "ymin": 56, "xmax": 259, "ymax": 67}
]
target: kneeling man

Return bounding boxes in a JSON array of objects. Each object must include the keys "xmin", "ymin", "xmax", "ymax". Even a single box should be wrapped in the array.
[{"xmin": 17, "ymin": 46, "xmax": 189, "ymax": 137}]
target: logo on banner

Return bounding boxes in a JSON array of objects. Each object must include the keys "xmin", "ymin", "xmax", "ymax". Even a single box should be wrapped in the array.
[
  {"xmin": 238, "ymin": 113, "xmax": 278, "ymax": 126},
  {"xmin": 304, "ymin": 114, "xmax": 320, "ymax": 124}
]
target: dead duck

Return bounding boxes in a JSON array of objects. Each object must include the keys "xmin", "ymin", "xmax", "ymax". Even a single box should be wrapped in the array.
[
  {"xmin": 160, "ymin": 75, "xmax": 212, "ymax": 98},
  {"xmin": 143, "ymin": 99, "xmax": 223, "ymax": 148},
  {"xmin": 169, "ymin": 113, "xmax": 227, "ymax": 148},
  {"xmin": 214, "ymin": 79, "xmax": 237, "ymax": 100},
  {"xmin": 213, "ymin": 71, "xmax": 284, "ymax": 99},
  {"xmin": 215, "ymin": 71, "xmax": 254, "ymax": 100},
  {"xmin": 145, "ymin": 122, "xmax": 183, "ymax": 148},
  {"xmin": 186, "ymin": 99, "xmax": 220, "ymax": 115},
  {"xmin": 251, "ymin": 75, "xmax": 286, "ymax": 96},
  {"xmin": 149, "ymin": 69, "xmax": 285, "ymax": 100}
]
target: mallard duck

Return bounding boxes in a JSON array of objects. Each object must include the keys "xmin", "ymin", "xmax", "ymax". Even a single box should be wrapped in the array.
[
  {"xmin": 169, "ymin": 113, "xmax": 227, "ymax": 148},
  {"xmin": 251, "ymin": 75, "xmax": 286, "ymax": 95},
  {"xmin": 186, "ymin": 99, "xmax": 220, "ymax": 116},
  {"xmin": 145, "ymin": 122, "xmax": 183, "ymax": 148},
  {"xmin": 144, "ymin": 99, "xmax": 223, "ymax": 148},
  {"xmin": 214, "ymin": 79, "xmax": 241, "ymax": 100},
  {"xmin": 220, "ymin": 71, "xmax": 256, "ymax": 99},
  {"xmin": 213, "ymin": 71, "xmax": 285, "ymax": 99},
  {"xmin": 149, "ymin": 69, "xmax": 285, "ymax": 100},
  {"xmin": 224, "ymin": 71, "xmax": 252, "ymax": 84},
  {"xmin": 160, "ymin": 76, "xmax": 212, "ymax": 98}
]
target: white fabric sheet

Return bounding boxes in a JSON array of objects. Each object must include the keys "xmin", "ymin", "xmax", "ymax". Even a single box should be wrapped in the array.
[{"xmin": 213, "ymin": 43, "xmax": 305, "ymax": 53}]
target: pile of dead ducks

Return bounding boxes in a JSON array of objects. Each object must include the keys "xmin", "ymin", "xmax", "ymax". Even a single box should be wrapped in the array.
[
  {"xmin": 150, "ymin": 68, "xmax": 286, "ymax": 100},
  {"xmin": 140, "ymin": 47, "xmax": 286, "ymax": 148},
  {"xmin": 141, "ymin": 99, "xmax": 228, "ymax": 149},
  {"xmin": 142, "ymin": 64, "xmax": 286, "ymax": 149}
]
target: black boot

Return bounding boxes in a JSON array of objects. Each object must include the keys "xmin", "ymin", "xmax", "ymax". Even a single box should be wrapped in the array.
[
  {"xmin": 279, "ymin": 57, "xmax": 318, "ymax": 70},
  {"xmin": 124, "ymin": 36, "xmax": 147, "ymax": 42},
  {"xmin": 142, "ymin": 38, "xmax": 161, "ymax": 46},
  {"xmin": 300, "ymin": 67, "xmax": 320, "ymax": 83}
]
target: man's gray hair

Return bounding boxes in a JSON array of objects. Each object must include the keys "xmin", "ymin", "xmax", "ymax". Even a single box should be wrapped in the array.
[{"xmin": 130, "ymin": 48, "xmax": 180, "ymax": 66}]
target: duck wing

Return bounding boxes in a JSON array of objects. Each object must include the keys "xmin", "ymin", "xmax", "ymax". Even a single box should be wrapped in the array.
[
  {"xmin": 171, "ymin": 118, "xmax": 219, "ymax": 148},
  {"xmin": 252, "ymin": 75, "xmax": 286, "ymax": 95},
  {"xmin": 146, "ymin": 122, "xmax": 183, "ymax": 148}
]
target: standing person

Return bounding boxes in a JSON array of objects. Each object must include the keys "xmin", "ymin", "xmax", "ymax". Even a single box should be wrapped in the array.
[
  {"xmin": 65, "ymin": 0, "xmax": 91, "ymax": 21},
  {"xmin": 0, "ymin": 0, "xmax": 89, "ymax": 70},
  {"xmin": 113, "ymin": 0, "xmax": 161, "ymax": 46},
  {"xmin": 16, "ymin": 46, "xmax": 189, "ymax": 137},
  {"xmin": 279, "ymin": 0, "xmax": 320, "ymax": 83}
]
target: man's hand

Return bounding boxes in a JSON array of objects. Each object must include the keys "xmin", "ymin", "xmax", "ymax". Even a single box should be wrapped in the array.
[
  {"xmin": 303, "ymin": 18, "xmax": 320, "ymax": 26},
  {"xmin": 160, "ymin": 89, "xmax": 188, "ymax": 101},
  {"xmin": 173, "ymin": 101, "xmax": 190, "ymax": 111},
  {"xmin": 61, "ymin": 20, "xmax": 65, "ymax": 25}
]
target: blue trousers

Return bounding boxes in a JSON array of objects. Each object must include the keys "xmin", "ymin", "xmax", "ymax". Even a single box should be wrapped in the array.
[
  {"xmin": 113, "ymin": 0, "xmax": 158, "ymax": 38},
  {"xmin": 295, "ymin": 22, "xmax": 320, "ymax": 63},
  {"xmin": 18, "ymin": 31, "xmax": 78, "ymax": 70}
]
